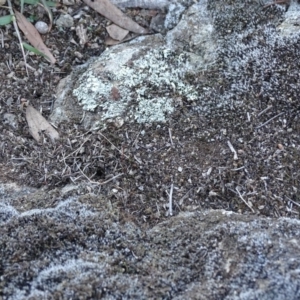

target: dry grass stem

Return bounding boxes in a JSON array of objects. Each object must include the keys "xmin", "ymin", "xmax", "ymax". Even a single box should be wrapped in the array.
[
  {"xmin": 7, "ymin": 0, "xmax": 29, "ymax": 76},
  {"xmin": 256, "ymin": 112, "xmax": 284, "ymax": 129},
  {"xmin": 286, "ymin": 197, "xmax": 300, "ymax": 208},
  {"xmin": 257, "ymin": 105, "xmax": 273, "ymax": 117},
  {"xmin": 0, "ymin": 29, "xmax": 4, "ymax": 48},
  {"xmin": 227, "ymin": 141, "xmax": 238, "ymax": 160},
  {"xmin": 98, "ymin": 132, "xmax": 130, "ymax": 159},
  {"xmin": 236, "ymin": 187, "xmax": 255, "ymax": 213},
  {"xmin": 60, "ymin": 135, "xmax": 90, "ymax": 161},
  {"xmin": 168, "ymin": 183, "xmax": 174, "ymax": 216},
  {"xmin": 168, "ymin": 128, "xmax": 174, "ymax": 146}
]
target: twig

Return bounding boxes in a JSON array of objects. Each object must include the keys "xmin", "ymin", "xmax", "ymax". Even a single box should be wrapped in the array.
[
  {"xmin": 236, "ymin": 187, "xmax": 255, "ymax": 213},
  {"xmin": 286, "ymin": 196, "xmax": 300, "ymax": 208},
  {"xmin": 227, "ymin": 141, "xmax": 238, "ymax": 160},
  {"xmin": 7, "ymin": 0, "xmax": 29, "ymax": 76},
  {"xmin": 0, "ymin": 29, "xmax": 4, "ymax": 48},
  {"xmin": 77, "ymin": 165, "xmax": 123, "ymax": 185},
  {"xmin": 257, "ymin": 105, "xmax": 272, "ymax": 117},
  {"xmin": 231, "ymin": 166, "xmax": 245, "ymax": 171},
  {"xmin": 247, "ymin": 112, "xmax": 251, "ymax": 122},
  {"xmin": 59, "ymin": 135, "xmax": 90, "ymax": 161},
  {"xmin": 11, "ymin": 157, "xmax": 33, "ymax": 161},
  {"xmin": 256, "ymin": 112, "xmax": 284, "ymax": 129},
  {"xmin": 132, "ymin": 131, "xmax": 141, "ymax": 146},
  {"xmin": 168, "ymin": 128, "xmax": 174, "ymax": 146},
  {"xmin": 25, "ymin": 63, "xmax": 36, "ymax": 72},
  {"xmin": 178, "ymin": 188, "xmax": 193, "ymax": 205},
  {"xmin": 134, "ymin": 155, "xmax": 142, "ymax": 164},
  {"xmin": 80, "ymin": 111, "xmax": 86, "ymax": 124},
  {"xmin": 98, "ymin": 132, "xmax": 130, "ymax": 159},
  {"xmin": 6, "ymin": 60, "xmax": 11, "ymax": 71},
  {"xmin": 99, "ymin": 173, "xmax": 124, "ymax": 185},
  {"xmin": 168, "ymin": 183, "xmax": 174, "ymax": 216}
]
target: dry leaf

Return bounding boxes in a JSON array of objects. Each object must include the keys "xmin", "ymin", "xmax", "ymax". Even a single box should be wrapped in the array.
[
  {"xmin": 83, "ymin": 0, "xmax": 148, "ymax": 34},
  {"xmin": 106, "ymin": 24, "xmax": 129, "ymax": 41},
  {"xmin": 14, "ymin": 10, "xmax": 56, "ymax": 64},
  {"xmin": 26, "ymin": 105, "xmax": 59, "ymax": 143}
]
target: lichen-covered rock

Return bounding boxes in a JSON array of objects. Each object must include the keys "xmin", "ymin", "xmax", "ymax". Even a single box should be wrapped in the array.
[
  {"xmin": 50, "ymin": 0, "xmax": 300, "ymax": 131},
  {"xmin": 55, "ymin": 14, "xmax": 74, "ymax": 28},
  {"xmin": 50, "ymin": 0, "xmax": 217, "ymax": 130},
  {"xmin": 1, "ymin": 182, "xmax": 300, "ymax": 299}
]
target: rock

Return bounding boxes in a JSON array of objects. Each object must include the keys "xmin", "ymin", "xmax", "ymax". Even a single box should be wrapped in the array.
[
  {"xmin": 55, "ymin": 14, "xmax": 74, "ymax": 28},
  {"xmin": 35, "ymin": 21, "xmax": 49, "ymax": 34},
  {"xmin": 52, "ymin": 0, "xmax": 300, "ymax": 131},
  {"xmin": 2, "ymin": 113, "xmax": 18, "ymax": 130},
  {"xmin": 150, "ymin": 12, "xmax": 167, "ymax": 33},
  {"xmin": 50, "ymin": 1, "xmax": 217, "ymax": 130},
  {"xmin": 1, "ymin": 182, "xmax": 300, "ymax": 299},
  {"xmin": 277, "ymin": 2, "xmax": 300, "ymax": 36}
]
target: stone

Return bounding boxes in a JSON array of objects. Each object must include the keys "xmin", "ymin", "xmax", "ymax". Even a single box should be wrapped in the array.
[
  {"xmin": 35, "ymin": 21, "xmax": 49, "ymax": 34},
  {"xmin": 50, "ymin": 1, "xmax": 217, "ymax": 130},
  {"xmin": 55, "ymin": 14, "xmax": 74, "ymax": 28},
  {"xmin": 2, "ymin": 113, "xmax": 18, "ymax": 130},
  {"xmin": 1, "ymin": 182, "xmax": 300, "ymax": 299}
]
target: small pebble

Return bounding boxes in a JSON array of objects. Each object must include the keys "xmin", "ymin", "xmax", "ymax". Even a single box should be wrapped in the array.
[
  {"xmin": 35, "ymin": 21, "xmax": 49, "ymax": 34},
  {"xmin": 56, "ymin": 14, "xmax": 74, "ymax": 28},
  {"xmin": 277, "ymin": 143, "xmax": 284, "ymax": 150},
  {"xmin": 74, "ymin": 51, "xmax": 83, "ymax": 58}
]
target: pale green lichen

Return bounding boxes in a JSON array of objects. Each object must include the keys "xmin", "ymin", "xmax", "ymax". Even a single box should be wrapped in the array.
[
  {"xmin": 134, "ymin": 97, "xmax": 174, "ymax": 123},
  {"xmin": 73, "ymin": 47, "xmax": 198, "ymax": 123}
]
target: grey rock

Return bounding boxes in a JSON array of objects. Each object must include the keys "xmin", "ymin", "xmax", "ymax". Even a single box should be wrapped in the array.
[
  {"xmin": 1, "ymin": 182, "xmax": 300, "ymax": 299},
  {"xmin": 150, "ymin": 12, "xmax": 167, "ymax": 33},
  {"xmin": 50, "ymin": 1, "xmax": 217, "ymax": 130},
  {"xmin": 53, "ymin": 0, "xmax": 300, "ymax": 131},
  {"xmin": 277, "ymin": 1, "xmax": 300, "ymax": 36},
  {"xmin": 2, "ymin": 113, "xmax": 18, "ymax": 130},
  {"xmin": 35, "ymin": 21, "xmax": 49, "ymax": 34},
  {"xmin": 55, "ymin": 14, "xmax": 74, "ymax": 28}
]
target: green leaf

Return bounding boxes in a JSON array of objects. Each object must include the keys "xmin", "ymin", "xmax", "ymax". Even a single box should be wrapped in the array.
[
  {"xmin": 23, "ymin": 0, "xmax": 56, "ymax": 7},
  {"xmin": 39, "ymin": 0, "xmax": 53, "ymax": 28},
  {"xmin": 23, "ymin": 0, "xmax": 39, "ymax": 4},
  {"xmin": 27, "ymin": 15, "xmax": 38, "ymax": 23},
  {"xmin": 44, "ymin": 0, "xmax": 57, "ymax": 6},
  {"xmin": 0, "ymin": 15, "xmax": 13, "ymax": 26},
  {"xmin": 22, "ymin": 42, "xmax": 50, "ymax": 61},
  {"xmin": 20, "ymin": 0, "xmax": 24, "ymax": 14}
]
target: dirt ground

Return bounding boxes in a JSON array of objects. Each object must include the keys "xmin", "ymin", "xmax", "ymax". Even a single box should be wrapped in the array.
[{"xmin": 0, "ymin": 0, "xmax": 299, "ymax": 227}]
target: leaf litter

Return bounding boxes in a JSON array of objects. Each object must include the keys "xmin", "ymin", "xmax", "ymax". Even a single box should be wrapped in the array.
[
  {"xmin": 14, "ymin": 10, "xmax": 56, "ymax": 64},
  {"xmin": 25, "ymin": 103, "xmax": 60, "ymax": 143},
  {"xmin": 83, "ymin": 0, "xmax": 148, "ymax": 34},
  {"xmin": 0, "ymin": 0, "xmax": 299, "ymax": 227}
]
